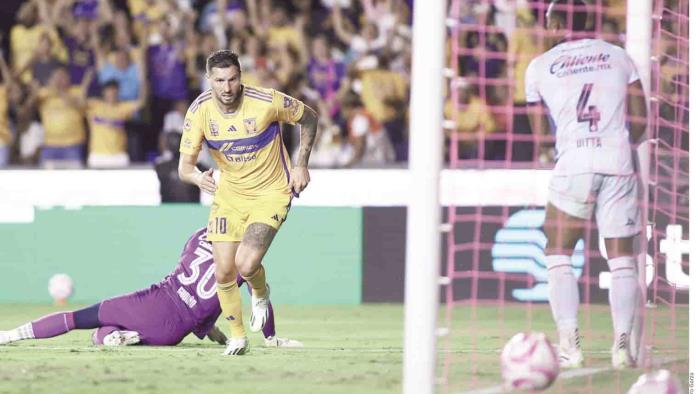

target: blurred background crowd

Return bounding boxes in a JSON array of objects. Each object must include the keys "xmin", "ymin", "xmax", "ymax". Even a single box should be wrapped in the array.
[
  {"xmin": 0, "ymin": 0, "xmax": 413, "ymax": 170},
  {"xmin": 447, "ymin": 0, "xmax": 686, "ymax": 167},
  {"xmin": 0, "ymin": 0, "xmax": 685, "ymax": 170}
]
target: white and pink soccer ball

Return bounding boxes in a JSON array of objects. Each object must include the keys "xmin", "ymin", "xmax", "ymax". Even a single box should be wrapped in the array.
[
  {"xmin": 500, "ymin": 332, "xmax": 560, "ymax": 391},
  {"xmin": 48, "ymin": 273, "xmax": 73, "ymax": 303},
  {"xmin": 627, "ymin": 369, "xmax": 684, "ymax": 394}
]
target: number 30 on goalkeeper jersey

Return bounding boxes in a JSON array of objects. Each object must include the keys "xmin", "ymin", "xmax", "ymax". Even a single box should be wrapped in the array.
[{"xmin": 179, "ymin": 85, "xmax": 305, "ymax": 195}]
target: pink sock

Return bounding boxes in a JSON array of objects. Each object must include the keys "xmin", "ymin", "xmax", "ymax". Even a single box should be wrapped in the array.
[{"xmin": 30, "ymin": 312, "xmax": 76, "ymax": 339}]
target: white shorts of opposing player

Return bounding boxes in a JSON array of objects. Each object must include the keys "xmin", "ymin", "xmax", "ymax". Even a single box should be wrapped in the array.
[{"xmin": 548, "ymin": 173, "xmax": 641, "ymax": 238}]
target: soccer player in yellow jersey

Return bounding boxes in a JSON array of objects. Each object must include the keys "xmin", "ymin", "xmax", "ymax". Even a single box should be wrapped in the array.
[{"xmin": 178, "ymin": 50, "xmax": 318, "ymax": 355}]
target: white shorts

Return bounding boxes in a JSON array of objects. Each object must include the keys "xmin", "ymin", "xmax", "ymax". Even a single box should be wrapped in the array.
[{"xmin": 547, "ymin": 173, "xmax": 641, "ymax": 238}]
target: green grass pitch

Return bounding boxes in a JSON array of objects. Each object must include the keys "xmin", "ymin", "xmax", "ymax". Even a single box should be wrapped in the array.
[{"xmin": 0, "ymin": 304, "xmax": 687, "ymax": 393}]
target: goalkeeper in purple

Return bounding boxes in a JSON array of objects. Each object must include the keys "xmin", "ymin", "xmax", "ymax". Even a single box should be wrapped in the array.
[{"xmin": 0, "ymin": 227, "xmax": 301, "ymax": 348}]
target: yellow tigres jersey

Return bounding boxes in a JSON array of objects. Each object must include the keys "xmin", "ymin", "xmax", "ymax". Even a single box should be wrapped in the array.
[
  {"xmin": 37, "ymin": 86, "xmax": 86, "ymax": 147},
  {"xmin": 86, "ymin": 100, "xmax": 140, "ymax": 155},
  {"xmin": 0, "ymin": 85, "xmax": 10, "ymax": 145},
  {"xmin": 180, "ymin": 85, "xmax": 305, "ymax": 196}
]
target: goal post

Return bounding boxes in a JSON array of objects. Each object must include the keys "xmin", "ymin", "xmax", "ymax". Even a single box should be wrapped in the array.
[
  {"xmin": 690, "ymin": 0, "xmax": 695, "ymax": 383},
  {"xmin": 625, "ymin": 0, "xmax": 653, "ymax": 368},
  {"xmin": 402, "ymin": 0, "xmax": 446, "ymax": 393}
]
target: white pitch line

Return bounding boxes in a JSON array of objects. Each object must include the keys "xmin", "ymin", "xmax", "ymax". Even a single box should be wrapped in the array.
[
  {"xmin": 0, "ymin": 345, "xmax": 218, "ymax": 353},
  {"xmin": 0, "ymin": 345, "xmax": 403, "ymax": 354},
  {"xmin": 457, "ymin": 356, "xmax": 685, "ymax": 394}
]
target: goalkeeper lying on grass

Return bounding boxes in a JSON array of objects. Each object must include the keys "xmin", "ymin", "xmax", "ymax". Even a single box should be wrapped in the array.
[{"xmin": 0, "ymin": 227, "xmax": 301, "ymax": 350}]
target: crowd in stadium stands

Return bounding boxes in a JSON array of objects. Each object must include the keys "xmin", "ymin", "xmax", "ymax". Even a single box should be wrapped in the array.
[
  {"xmin": 448, "ymin": 0, "xmax": 687, "ymax": 167},
  {"xmin": 0, "ymin": 0, "xmax": 413, "ymax": 169},
  {"xmin": 0, "ymin": 0, "xmax": 686, "ymax": 170},
  {"xmin": 448, "ymin": 0, "xmax": 634, "ymax": 165}
]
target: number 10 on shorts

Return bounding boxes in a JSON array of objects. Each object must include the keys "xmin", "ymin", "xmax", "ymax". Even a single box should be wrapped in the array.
[{"xmin": 208, "ymin": 217, "xmax": 227, "ymax": 235}]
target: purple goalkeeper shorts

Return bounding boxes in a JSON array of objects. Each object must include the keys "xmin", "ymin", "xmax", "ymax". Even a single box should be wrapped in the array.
[{"xmin": 97, "ymin": 285, "xmax": 194, "ymax": 345}]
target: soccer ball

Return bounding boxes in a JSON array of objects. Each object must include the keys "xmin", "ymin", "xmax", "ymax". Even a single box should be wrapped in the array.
[
  {"xmin": 627, "ymin": 369, "xmax": 684, "ymax": 394},
  {"xmin": 48, "ymin": 274, "xmax": 73, "ymax": 303},
  {"xmin": 500, "ymin": 332, "xmax": 560, "ymax": 391}
]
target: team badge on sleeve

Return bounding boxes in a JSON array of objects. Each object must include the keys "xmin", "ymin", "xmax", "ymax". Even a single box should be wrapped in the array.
[
  {"xmin": 283, "ymin": 96, "xmax": 302, "ymax": 117},
  {"xmin": 183, "ymin": 118, "xmax": 192, "ymax": 131},
  {"xmin": 283, "ymin": 96, "xmax": 294, "ymax": 108}
]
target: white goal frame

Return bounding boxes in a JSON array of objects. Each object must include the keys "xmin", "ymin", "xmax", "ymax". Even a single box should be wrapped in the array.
[{"xmin": 401, "ymin": 0, "xmax": 655, "ymax": 392}]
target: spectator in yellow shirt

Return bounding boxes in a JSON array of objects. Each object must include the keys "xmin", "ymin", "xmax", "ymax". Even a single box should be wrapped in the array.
[
  {"xmin": 85, "ymin": 79, "xmax": 146, "ymax": 168},
  {"xmin": 0, "ymin": 54, "xmax": 17, "ymax": 167},
  {"xmin": 127, "ymin": 0, "xmax": 167, "ymax": 42},
  {"xmin": 28, "ymin": 66, "xmax": 92, "ymax": 168},
  {"xmin": 10, "ymin": 2, "xmax": 65, "ymax": 83},
  {"xmin": 359, "ymin": 56, "xmax": 408, "ymax": 161},
  {"xmin": 15, "ymin": 32, "xmax": 63, "ymax": 87},
  {"xmin": 248, "ymin": 2, "xmax": 304, "ymax": 54},
  {"xmin": 507, "ymin": 9, "xmax": 542, "ymax": 161},
  {"xmin": 445, "ymin": 83, "xmax": 497, "ymax": 160}
]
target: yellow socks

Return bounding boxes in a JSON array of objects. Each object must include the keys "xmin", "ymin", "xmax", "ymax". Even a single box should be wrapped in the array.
[
  {"xmin": 216, "ymin": 281, "xmax": 246, "ymax": 338},
  {"xmin": 242, "ymin": 265, "xmax": 268, "ymax": 298}
]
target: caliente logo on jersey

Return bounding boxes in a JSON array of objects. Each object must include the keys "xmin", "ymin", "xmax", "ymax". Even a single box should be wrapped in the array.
[{"xmin": 549, "ymin": 53, "xmax": 612, "ymax": 77}]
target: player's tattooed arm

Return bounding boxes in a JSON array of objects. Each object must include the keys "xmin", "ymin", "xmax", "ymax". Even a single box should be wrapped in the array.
[
  {"xmin": 295, "ymin": 105, "xmax": 318, "ymax": 167},
  {"xmin": 288, "ymin": 105, "xmax": 318, "ymax": 196}
]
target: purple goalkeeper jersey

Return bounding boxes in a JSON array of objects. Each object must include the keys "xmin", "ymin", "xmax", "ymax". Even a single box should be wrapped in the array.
[{"xmin": 159, "ymin": 227, "xmax": 222, "ymax": 338}]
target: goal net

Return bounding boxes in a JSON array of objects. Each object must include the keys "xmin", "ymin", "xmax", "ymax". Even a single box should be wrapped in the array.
[
  {"xmin": 643, "ymin": 0, "xmax": 689, "ymax": 374},
  {"xmin": 438, "ymin": 0, "xmax": 689, "ymax": 392}
]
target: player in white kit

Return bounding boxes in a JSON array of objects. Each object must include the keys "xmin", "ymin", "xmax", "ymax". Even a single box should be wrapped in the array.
[{"xmin": 525, "ymin": 0, "xmax": 647, "ymax": 370}]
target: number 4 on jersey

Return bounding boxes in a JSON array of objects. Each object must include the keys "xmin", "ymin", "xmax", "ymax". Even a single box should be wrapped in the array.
[{"xmin": 577, "ymin": 83, "xmax": 601, "ymax": 132}]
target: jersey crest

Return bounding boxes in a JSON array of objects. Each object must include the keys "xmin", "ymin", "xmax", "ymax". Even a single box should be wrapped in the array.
[
  {"xmin": 209, "ymin": 119, "xmax": 219, "ymax": 137},
  {"xmin": 244, "ymin": 118, "xmax": 257, "ymax": 134}
]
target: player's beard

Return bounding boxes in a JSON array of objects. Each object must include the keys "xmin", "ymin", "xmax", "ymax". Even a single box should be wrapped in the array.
[
  {"xmin": 216, "ymin": 88, "xmax": 241, "ymax": 111},
  {"xmin": 220, "ymin": 92, "xmax": 236, "ymax": 104}
]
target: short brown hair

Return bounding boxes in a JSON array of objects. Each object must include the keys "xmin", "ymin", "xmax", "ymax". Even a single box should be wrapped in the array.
[{"xmin": 206, "ymin": 50, "xmax": 241, "ymax": 74}]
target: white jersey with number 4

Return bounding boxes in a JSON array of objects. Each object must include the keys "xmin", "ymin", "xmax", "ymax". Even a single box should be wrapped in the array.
[{"xmin": 525, "ymin": 38, "xmax": 640, "ymax": 175}]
